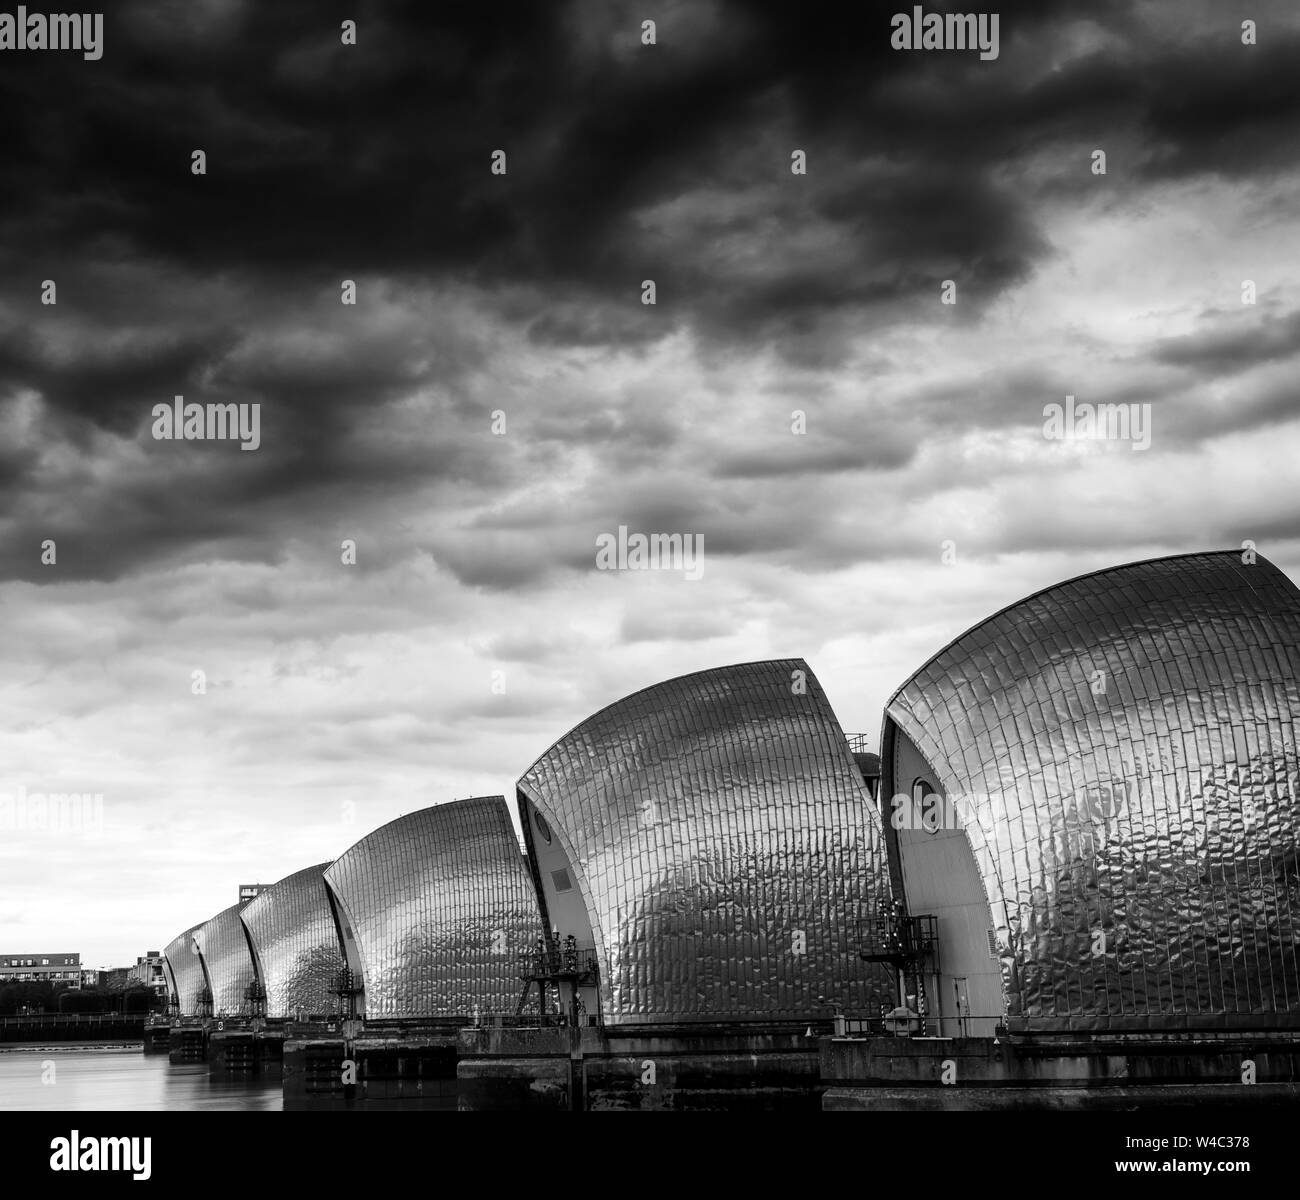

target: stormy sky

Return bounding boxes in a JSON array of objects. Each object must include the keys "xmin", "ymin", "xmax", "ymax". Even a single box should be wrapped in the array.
[{"xmin": 1, "ymin": 0, "xmax": 1297, "ymax": 967}]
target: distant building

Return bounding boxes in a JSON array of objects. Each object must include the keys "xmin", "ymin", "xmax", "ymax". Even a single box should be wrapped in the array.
[
  {"xmin": 0, "ymin": 953, "xmax": 82, "ymax": 988},
  {"xmin": 127, "ymin": 951, "xmax": 167, "ymax": 997},
  {"xmin": 238, "ymin": 883, "xmax": 270, "ymax": 905}
]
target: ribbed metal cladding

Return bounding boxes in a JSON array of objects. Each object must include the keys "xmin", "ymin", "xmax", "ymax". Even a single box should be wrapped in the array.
[
  {"xmin": 194, "ymin": 904, "xmax": 258, "ymax": 1016},
  {"xmin": 518, "ymin": 658, "xmax": 893, "ymax": 1025},
  {"xmin": 163, "ymin": 926, "xmax": 205, "ymax": 1015},
  {"xmin": 322, "ymin": 797, "xmax": 544, "ymax": 1018},
  {"xmin": 239, "ymin": 863, "xmax": 344, "ymax": 1018},
  {"xmin": 884, "ymin": 550, "xmax": 1300, "ymax": 1031}
]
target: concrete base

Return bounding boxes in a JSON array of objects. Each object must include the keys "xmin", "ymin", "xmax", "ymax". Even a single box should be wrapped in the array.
[
  {"xmin": 820, "ymin": 1035, "xmax": 1300, "ymax": 1109},
  {"xmin": 458, "ymin": 1025, "xmax": 823, "ymax": 1111},
  {"xmin": 208, "ymin": 1030, "xmax": 285, "ymax": 1077},
  {"xmin": 142, "ymin": 1025, "xmax": 172, "ymax": 1055},
  {"xmin": 282, "ymin": 1034, "xmax": 458, "ymax": 1108},
  {"xmin": 167, "ymin": 1026, "xmax": 207, "ymax": 1064},
  {"xmin": 825, "ymin": 1082, "xmax": 1300, "ymax": 1109},
  {"xmin": 282, "ymin": 1038, "xmax": 348, "ymax": 1104},
  {"xmin": 456, "ymin": 1028, "xmax": 576, "ymax": 1111},
  {"xmin": 266, "ymin": 1025, "xmax": 1300, "ymax": 1111}
]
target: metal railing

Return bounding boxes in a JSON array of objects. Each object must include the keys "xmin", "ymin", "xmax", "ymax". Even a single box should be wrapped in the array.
[
  {"xmin": 0, "ymin": 1012, "xmax": 148, "ymax": 1026},
  {"xmin": 858, "ymin": 913, "xmax": 939, "ymax": 964},
  {"xmin": 516, "ymin": 942, "xmax": 600, "ymax": 981},
  {"xmin": 834, "ymin": 1013, "xmax": 1005, "ymax": 1038},
  {"xmin": 838, "ymin": 1016, "xmax": 888, "ymax": 1037}
]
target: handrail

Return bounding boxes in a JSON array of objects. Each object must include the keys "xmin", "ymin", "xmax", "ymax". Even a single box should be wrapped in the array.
[{"xmin": 0, "ymin": 1012, "xmax": 149, "ymax": 1026}]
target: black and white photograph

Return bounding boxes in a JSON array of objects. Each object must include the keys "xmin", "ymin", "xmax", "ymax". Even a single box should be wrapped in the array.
[{"xmin": 0, "ymin": 0, "xmax": 1297, "ymax": 1177}]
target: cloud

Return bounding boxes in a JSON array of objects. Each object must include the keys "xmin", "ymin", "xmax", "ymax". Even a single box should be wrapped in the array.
[
  {"xmin": 4, "ymin": 0, "xmax": 1300, "ymax": 963},
  {"xmin": 1152, "ymin": 308, "xmax": 1300, "ymax": 372}
]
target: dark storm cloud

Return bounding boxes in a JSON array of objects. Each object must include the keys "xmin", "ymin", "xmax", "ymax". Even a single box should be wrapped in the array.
[
  {"xmin": 1153, "ymin": 309, "xmax": 1300, "ymax": 373},
  {"xmin": 715, "ymin": 438, "xmax": 901, "ymax": 479},
  {"xmin": 0, "ymin": 0, "xmax": 1262, "ymax": 446},
  {"xmin": 957, "ymin": 22, "xmax": 1300, "ymax": 181},
  {"xmin": 1, "ymin": 0, "xmax": 1296, "ymax": 591},
  {"xmin": 1131, "ymin": 35, "xmax": 1300, "ymax": 182},
  {"xmin": 1110, "ymin": 304, "xmax": 1300, "ymax": 449},
  {"xmin": 0, "ymin": 320, "xmax": 221, "ymax": 437},
  {"xmin": 526, "ymin": 300, "xmax": 672, "ymax": 350},
  {"xmin": 3, "ymin": 1, "xmax": 1283, "ymax": 284},
  {"xmin": 0, "ymin": 370, "xmax": 508, "ymax": 586},
  {"xmin": 1154, "ymin": 371, "xmax": 1300, "ymax": 448},
  {"xmin": 0, "ymin": 0, "xmax": 1135, "ymax": 373}
]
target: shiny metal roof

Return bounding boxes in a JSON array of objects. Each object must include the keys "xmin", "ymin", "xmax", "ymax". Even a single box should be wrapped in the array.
[
  {"xmin": 163, "ymin": 925, "xmax": 206, "ymax": 1016},
  {"xmin": 518, "ymin": 658, "xmax": 893, "ymax": 1024},
  {"xmin": 194, "ymin": 903, "xmax": 258, "ymax": 1017},
  {"xmin": 240, "ymin": 862, "xmax": 343, "ymax": 1018},
  {"xmin": 323, "ymin": 796, "xmax": 543, "ymax": 1018},
  {"xmin": 883, "ymin": 550, "xmax": 1300, "ymax": 1029}
]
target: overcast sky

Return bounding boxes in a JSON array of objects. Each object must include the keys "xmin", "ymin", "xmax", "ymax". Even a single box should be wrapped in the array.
[{"xmin": 1, "ymin": 0, "xmax": 1297, "ymax": 967}]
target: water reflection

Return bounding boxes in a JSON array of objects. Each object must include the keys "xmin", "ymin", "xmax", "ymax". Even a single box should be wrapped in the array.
[{"xmin": 0, "ymin": 1048, "xmax": 283, "ymax": 1111}]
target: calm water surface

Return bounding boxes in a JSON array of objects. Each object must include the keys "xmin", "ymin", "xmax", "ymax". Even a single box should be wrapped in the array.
[{"xmin": 0, "ymin": 1046, "xmax": 282, "ymax": 1110}]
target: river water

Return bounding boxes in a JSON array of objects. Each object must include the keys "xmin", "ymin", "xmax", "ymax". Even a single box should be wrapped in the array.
[{"xmin": 0, "ymin": 1046, "xmax": 282, "ymax": 1111}]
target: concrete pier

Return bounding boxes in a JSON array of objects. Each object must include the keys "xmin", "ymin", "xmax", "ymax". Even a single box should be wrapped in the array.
[
  {"xmin": 455, "ymin": 1027, "xmax": 573, "ymax": 1110},
  {"xmin": 458, "ymin": 1024, "xmax": 823, "ymax": 1111},
  {"xmin": 260, "ymin": 1023, "xmax": 1300, "ymax": 1110},
  {"xmin": 167, "ymin": 1024, "xmax": 208, "ymax": 1063},
  {"xmin": 207, "ymin": 1029, "xmax": 285, "ymax": 1077},
  {"xmin": 348, "ymin": 1035, "xmax": 458, "ymax": 1104},
  {"xmin": 820, "ymin": 1034, "xmax": 1300, "ymax": 1109},
  {"xmin": 282, "ymin": 1029, "xmax": 459, "ymax": 1108},
  {"xmin": 282, "ymin": 1038, "xmax": 350, "ymax": 1104}
]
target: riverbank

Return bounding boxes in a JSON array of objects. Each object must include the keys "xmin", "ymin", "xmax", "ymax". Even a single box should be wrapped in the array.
[{"xmin": 0, "ymin": 1042, "xmax": 142, "ymax": 1053}]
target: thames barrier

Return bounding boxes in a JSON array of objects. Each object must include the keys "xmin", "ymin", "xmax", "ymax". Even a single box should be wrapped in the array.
[{"xmin": 141, "ymin": 551, "xmax": 1300, "ymax": 1110}]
